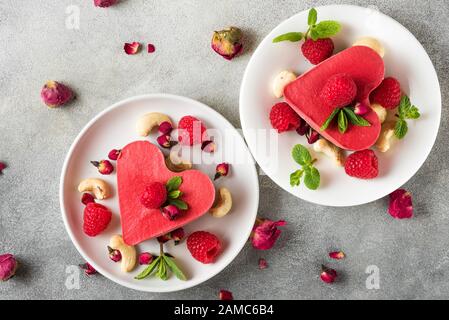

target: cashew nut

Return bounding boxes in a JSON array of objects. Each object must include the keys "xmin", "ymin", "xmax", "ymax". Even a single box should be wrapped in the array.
[
  {"xmin": 376, "ymin": 121, "xmax": 397, "ymax": 153},
  {"xmin": 273, "ymin": 70, "xmax": 297, "ymax": 98},
  {"xmin": 165, "ymin": 152, "xmax": 192, "ymax": 172},
  {"xmin": 313, "ymin": 139, "xmax": 345, "ymax": 167},
  {"xmin": 136, "ymin": 112, "xmax": 172, "ymax": 137},
  {"xmin": 353, "ymin": 37, "xmax": 385, "ymax": 58},
  {"xmin": 209, "ymin": 188, "xmax": 233, "ymax": 218},
  {"xmin": 109, "ymin": 235, "xmax": 137, "ymax": 273},
  {"xmin": 78, "ymin": 178, "xmax": 111, "ymax": 200},
  {"xmin": 371, "ymin": 103, "xmax": 388, "ymax": 124}
]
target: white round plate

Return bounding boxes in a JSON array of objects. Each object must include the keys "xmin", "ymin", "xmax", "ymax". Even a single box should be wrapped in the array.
[
  {"xmin": 240, "ymin": 4, "xmax": 441, "ymax": 207},
  {"xmin": 60, "ymin": 94, "xmax": 259, "ymax": 292}
]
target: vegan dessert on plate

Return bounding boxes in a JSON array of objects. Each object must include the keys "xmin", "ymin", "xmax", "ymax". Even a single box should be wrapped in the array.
[
  {"xmin": 270, "ymin": 8, "xmax": 421, "ymax": 189},
  {"xmin": 76, "ymin": 112, "xmax": 234, "ymax": 282}
]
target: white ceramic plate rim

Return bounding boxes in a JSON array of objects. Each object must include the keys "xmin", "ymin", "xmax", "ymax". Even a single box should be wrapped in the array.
[
  {"xmin": 239, "ymin": 4, "xmax": 441, "ymax": 207},
  {"xmin": 59, "ymin": 94, "xmax": 259, "ymax": 292}
]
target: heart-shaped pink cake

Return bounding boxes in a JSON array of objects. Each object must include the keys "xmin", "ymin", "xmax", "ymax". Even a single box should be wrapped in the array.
[
  {"xmin": 284, "ymin": 46, "xmax": 385, "ymax": 151},
  {"xmin": 117, "ymin": 141, "xmax": 215, "ymax": 245}
]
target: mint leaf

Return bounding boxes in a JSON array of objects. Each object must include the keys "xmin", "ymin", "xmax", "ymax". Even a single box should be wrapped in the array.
[
  {"xmin": 321, "ymin": 108, "xmax": 340, "ymax": 131},
  {"xmin": 312, "ymin": 21, "xmax": 341, "ymax": 39},
  {"xmin": 273, "ymin": 32, "xmax": 304, "ymax": 43},
  {"xmin": 398, "ymin": 95, "xmax": 420, "ymax": 120},
  {"xmin": 163, "ymin": 256, "xmax": 187, "ymax": 281},
  {"xmin": 169, "ymin": 198, "xmax": 188, "ymax": 210},
  {"xmin": 157, "ymin": 258, "xmax": 168, "ymax": 281},
  {"xmin": 168, "ymin": 190, "xmax": 182, "ymax": 199},
  {"xmin": 166, "ymin": 176, "xmax": 182, "ymax": 192},
  {"xmin": 394, "ymin": 119, "xmax": 408, "ymax": 139},
  {"xmin": 290, "ymin": 170, "xmax": 304, "ymax": 187},
  {"xmin": 308, "ymin": 8, "xmax": 318, "ymax": 26},
  {"xmin": 338, "ymin": 109, "xmax": 348, "ymax": 133},
  {"xmin": 343, "ymin": 108, "xmax": 371, "ymax": 127},
  {"xmin": 406, "ymin": 106, "xmax": 420, "ymax": 119},
  {"xmin": 304, "ymin": 166, "xmax": 320, "ymax": 190},
  {"xmin": 135, "ymin": 256, "xmax": 161, "ymax": 280},
  {"xmin": 292, "ymin": 144, "xmax": 312, "ymax": 166}
]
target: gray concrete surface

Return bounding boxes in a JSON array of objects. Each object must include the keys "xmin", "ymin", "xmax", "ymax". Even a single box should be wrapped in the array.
[{"xmin": 1, "ymin": 0, "xmax": 448, "ymax": 300}]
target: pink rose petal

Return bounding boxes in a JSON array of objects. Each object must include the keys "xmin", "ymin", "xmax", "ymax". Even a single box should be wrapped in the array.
[
  {"xmin": 251, "ymin": 218, "xmax": 286, "ymax": 250},
  {"xmin": 148, "ymin": 43, "xmax": 156, "ymax": 53},
  {"xmin": 258, "ymin": 258, "xmax": 268, "ymax": 270},
  {"xmin": 124, "ymin": 42, "xmax": 141, "ymax": 55},
  {"xmin": 388, "ymin": 189, "xmax": 413, "ymax": 219},
  {"xmin": 219, "ymin": 290, "xmax": 233, "ymax": 300}
]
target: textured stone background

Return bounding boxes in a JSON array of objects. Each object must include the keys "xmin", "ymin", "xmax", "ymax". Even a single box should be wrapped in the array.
[{"xmin": 0, "ymin": 0, "xmax": 448, "ymax": 300}]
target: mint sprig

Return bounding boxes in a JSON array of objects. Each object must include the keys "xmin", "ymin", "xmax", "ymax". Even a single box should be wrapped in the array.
[
  {"xmin": 290, "ymin": 144, "xmax": 320, "ymax": 190},
  {"xmin": 394, "ymin": 95, "xmax": 421, "ymax": 139},
  {"xmin": 273, "ymin": 8, "xmax": 341, "ymax": 43},
  {"xmin": 135, "ymin": 243, "xmax": 187, "ymax": 281},
  {"xmin": 321, "ymin": 107, "xmax": 371, "ymax": 133},
  {"xmin": 165, "ymin": 176, "xmax": 188, "ymax": 210}
]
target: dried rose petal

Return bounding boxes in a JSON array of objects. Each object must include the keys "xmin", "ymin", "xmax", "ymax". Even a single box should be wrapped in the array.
[
  {"xmin": 211, "ymin": 27, "xmax": 243, "ymax": 60},
  {"xmin": 81, "ymin": 193, "xmax": 95, "ymax": 205},
  {"xmin": 124, "ymin": 42, "xmax": 141, "ymax": 55},
  {"xmin": 91, "ymin": 160, "xmax": 114, "ymax": 175},
  {"xmin": 40, "ymin": 81, "xmax": 74, "ymax": 108},
  {"xmin": 158, "ymin": 121, "xmax": 173, "ymax": 135},
  {"xmin": 251, "ymin": 218, "xmax": 286, "ymax": 250},
  {"xmin": 329, "ymin": 251, "xmax": 345, "ymax": 260},
  {"xmin": 258, "ymin": 258, "xmax": 268, "ymax": 270},
  {"xmin": 296, "ymin": 119, "xmax": 309, "ymax": 136},
  {"xmin": 79, "ymin": 262, "xmax": 97, "ymax": 276},
  {"xmin": 389, "ymin": 189, "xmax": 413, "ymax": 219},
  {"xmin": 306, "ymin": 129, "xmax": 320, "ymax": 144},
  {"xmin": 219, "ymin": 290, "xmax": 234, "ymax": 300},
  {"xmin": 147, "ymin": 43, "xmax": 156, "ymax": 53},
  {"xmin": 0, "ymin": 254, "xmax": 18, "ymax": 281},
  {"xmin": 320, "ymin": 265, "xmax": 337, "ymax": 284},
  {"xmin": 138, "ymin": 252, "xmax": 154, "ymax": 265},
  {"xmin": 171, "ymin": 228, "xmax": 185, "ymax": 245},
  {"xmin": 214, "ymin": 163, "xmax": 230, "ymax": 180},
  {"xmin": 0, "ymin": 162, "xmax": 6, "ymax": 174},
  {"xmin": 108, "ymin": 149, "xmax": 121, "ymax": 161},
  {"xmin": 201, "ymin": 140, "xmax": 216, "ymax": 153},
  {"xmin": 107, "ymin": 246, "xmax": 122, "ymax": 262},
  {"xmin": 94, "ymin": 0, "xmax": 118, "ymax": 7}
]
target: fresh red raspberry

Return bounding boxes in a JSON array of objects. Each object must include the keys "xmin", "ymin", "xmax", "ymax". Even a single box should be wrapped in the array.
[
  {"xmin": 187, "ymin": 231, "xmax": 222, "ymax": 264},
  {"xmin": 140, "ymin": 182, "xmax": 167, "ymax": 209},
  {"xmin": 301, "ymin": 38, "xmax": 335, "ymax": 65},
  {"xmin": 344, "ymin": 149, "xmax": 379, "ymax": 179},
  {"xmin": 269, "ymin": 102, "xmax": 301, "ymax": 133},
  {"xmin": 370, "ymin": 77, "xmax": 402, "ymax": 109},
  {"xmin": 178, "ymin": 116, "xmax": 207, "ymax": 146},
  {"xmin": 320, "ymin": 74, "xmax": 357, "ymax": 108},
  {"xmin": 83, "ymin": 203, "xmax": 112, "ymax": 237}
]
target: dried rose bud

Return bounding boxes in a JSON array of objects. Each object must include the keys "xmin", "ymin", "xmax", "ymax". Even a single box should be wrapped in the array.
[
  {"xmin": 296, "ymin": 119, "xmax": 309, "ymax": 136},
  {"xmin": 251, "ymin": 218, "xmax": 286, "ymax": 250},
  {"xmin": 320, "ymin": 265, "xmax": 337, "ymax": 284},
  {"xmin": 138, "ymin": 252, "xmax": 154, "ymax": 265},
  {"xmin": 157, "ymin": 233, "xmax": 171, "ymax": 244},
  {"xmin": 81, "ymin": 193, "xmax": 95, "ymax": 205},
  {"xmin": 389, "ymin": 189, "xmax": 413, "ymax": 219},
  {"xmin": 147, "ymin": 43, "xmax": 156, "ymax": 53},
  {"xmin": 94, "ymin": 0, "xmax": 118, "ymax": 7},
  {"xmin": 306, "ymin": 129, "xmax": 320, "ymax": 144},
  {"xmin": 40, "ymin": 81, "xmax": 73, "ymax": 108},
  {"xmin": 0, "ymin": 254, "xmax": 18, "ymax": 281},
  {"xmin": 258, "ymin": 258, "xmax": 268, "ymax": 270},
  {"xmin": 354, "ymin": 102, "xmax": 370, "ymax": 116},
  {"xmin": 91, "ymin": 160, "xmax": 114, "ymax": 175},
  {"xmin": 157, "ymin": 135, "xmax": 174, "ymax": 149},
  {"xmin": 108, "ymin": 149, "xmax": 121, "ymax": 161},
  {"xmin": 171, "ymin": 228, "xmax": 185, "ymax": 245},
  {"xmin": 158, "ymin": 122, "xmax": 173, "ymax": 135},
  {"xmin": 0, "ymin": 162, "xmax": 6, "ymax": 174},
  {"xmin": 214, "ymin": 163, "xmax": 230, "ymax": 180},
  {"xmin": 107, "ymin": 246, "xmax": 122, "ymax": 262},
  {"xmin": 124, "ymin": 42, "xmax": 141, "ymax": 55},
  {"xmin": 201, "ymin": 140, "xmax": 216, "ymax": 153},
  {"xmin": 219, "ymin": 290, "xmax": 234, "ymax": 300},
  {"xmin": 161, "ymin": 205, "xmax": 182, "ymax": 221},
  {"xmin": 329, "ymin": 251, "xmax": 346, "ymax": 260},
  {"xmin": 211, "ymin": 27, "xmax": 243, "ymax": 60},
  {"xmin": 79, "ymin": 262, "xmax": 97, "ymax": 276}
]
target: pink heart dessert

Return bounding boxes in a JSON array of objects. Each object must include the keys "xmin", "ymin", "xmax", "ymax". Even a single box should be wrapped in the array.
[
  {"xmin": 117, "ymin": 141, "xmax": 215, "ymax": 245},
  {"xmin": 284, "ymin": 46, "xmax": 385, "ymax": 151}
]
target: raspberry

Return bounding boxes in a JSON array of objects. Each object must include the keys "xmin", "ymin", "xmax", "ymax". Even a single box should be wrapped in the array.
[
  {"xmin": 83, "ymin": 203, "xmax": 112, "ymax": 237},
  {"xmin": 178, "ymin": 116, "xmax": 207, "ymax": 146},
  {"xmin": 187, "ymin": 231, "xmax": 222, "ymax": 264},
  {"xmin": 370, "ymin": 77, "xmax": 402, "ymax": 109},
  {"xmin": 269, "ymin": 102, "xmax": 301, "ymax": 133},
  {"xmin": 140, "ymin": 182, "xmax": 167, "ymax": 209},
  {"xmin": 301, "ymin": 38, "xmax": 334, "ymax": 65},
  {"xmin": 81, "ymin": 193, "xmax": 95, "ymax": 205},
  {"xmin": 344, "ymin": 149, "xmax": 379, "ymax": 179},
  {"xmin": 320, "ymin": 74, "xmax": 357, "ymax": 108}
]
